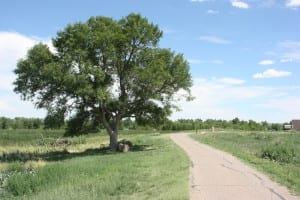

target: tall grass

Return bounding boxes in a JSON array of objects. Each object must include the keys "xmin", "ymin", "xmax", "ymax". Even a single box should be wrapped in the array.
[
  {"xmin": 0, "ymin": 130, "xmax": 189, "ymax": 199},
  {"xmin": 0, "ymin": 129, "xmax": 64, "ymax": 147}
]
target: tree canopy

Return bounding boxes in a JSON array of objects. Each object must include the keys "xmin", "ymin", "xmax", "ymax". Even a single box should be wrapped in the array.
[{"xmin": 14, "ymin": 13, "xmax": 192, "ymax": 150}]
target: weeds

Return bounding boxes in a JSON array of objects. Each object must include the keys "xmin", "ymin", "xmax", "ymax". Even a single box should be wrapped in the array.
[
  {"xmin": 1, "ymin": 151, "xmax": 40, "ymax": 162},
  {"xmin": 0, "ymin": 130, "xmax": 189, "ymax": 199},
  {"xmin": 0, "ymin": 162, "xmax": 37, "ymax": 196},
  {"xmin": 260, "ymin": 145, "xmax": 296, "ymax": 163}
]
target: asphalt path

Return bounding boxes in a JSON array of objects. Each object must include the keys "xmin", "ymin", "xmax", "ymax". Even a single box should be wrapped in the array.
[{"xmin": 170, "ymin": 133, "xmax": 300, "ymax": 200}]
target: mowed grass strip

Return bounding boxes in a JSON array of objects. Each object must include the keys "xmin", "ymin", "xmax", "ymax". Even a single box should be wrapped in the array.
[
  {"xmin": 1, "ymin": 133, "xmax": 189, "ymax": 200},
  {"xmin": 191, "ymin": 131, "xmax": 300, "ymax": 195}
]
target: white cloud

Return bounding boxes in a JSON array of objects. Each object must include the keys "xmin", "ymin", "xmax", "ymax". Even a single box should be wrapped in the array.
[
  {"xmin": 0, "ymin": 92, "xmax": 46, "ymax": 118},
  {"xmin": 286, "ymin": 0, "xmax": 300, "ymax": 8},
  {"xmin": 0, "ymin": 75, "xmax": 15, "ymax": 90},
  {"xmin": 189, "ymin": 78, "xmax": 272, "ymax": 105},
  {"xmin": 212, "ymin": 60, "xmax": 224, "ymax": 64},
  {"xmin": 253, "ymin": 69, "xmax": 292, "ymax": 79},
  {"xmin": 0, "ymin": 31, "xmax": 52, "ymax": 118},
  {"xmin": 171, "ymin": 78, "xmax": 276, "ymax": 121},
  {"xmin": 280, "ymin": 58, "xmax": 293, "ymax": 63},
  {"xmin": 280, "ymin": 52, "xmax": 300, "ymax": 62},
  {"xmin": 198, "ymin": 35, "xmax": 231, "ymax": 44},
  {"xmin": 0, "ymin": 32, "xmax": 53, "ymax": 90},
  {"xmin": 278, "ymin": 40, "xmax": 300, "ymax": 62},
  {"xmin": 257, "ymin": 96, "xmax": 300, "ymax": 120},
  {"xmin": 190, "ymin": 78, "xmax": 273, "ymax": 105},
  {"xmin": 217, "ymin": 77, "xmax": 246, "ymax": 85},
  {"xmin": 231, "ymin": 0, "xmax": 250, "ymax": 9},
  {"xmin": 258, "ymin": 59, "xmax": 275, "ymax": 65},
  {"xmin": 172, "ymin": 77, "xmax": 300, "ymax": 122},
  {"xmin": 279, "ymin": 41, "xmax": 300, "ymax": 48},
  {"xmin": 0, "ymin": 32, "xmax": 36, "ymax": 73},
  {"xmin": 0, "ymin": 100, "xmax": 13, "ymax": 112},
  {"xmin": 259, "ymin": 0, "xmax": 276, "ymax": 7},
  {"xmin": 206, "ymin": 9, "xmax": 219, "ymax": 14},
  {"xmin": 162, "ymin": 27, "xmax": 176, "ymax": 34}
]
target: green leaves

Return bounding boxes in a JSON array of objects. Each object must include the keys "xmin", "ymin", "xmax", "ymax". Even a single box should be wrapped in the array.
[
  {"xmin": 14, "ymin": 44, "xmax": 56, "ymax": 100},
  {"xmin": 13, "ymin": 13, "xmax": 192, "ymax": 136}
]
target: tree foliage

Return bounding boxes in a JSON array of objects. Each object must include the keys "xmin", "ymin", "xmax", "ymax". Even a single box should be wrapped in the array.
[
  {"xmin": 160, "ymin": 118, "xmax": 284, "ymax": 131},
  {"xmin": 13, "ymin": 13, "xmax": 192, "ymax": 150},
  {"xmin": 0, "ymin": 117, "xmax": 43, "ymax": 129}
]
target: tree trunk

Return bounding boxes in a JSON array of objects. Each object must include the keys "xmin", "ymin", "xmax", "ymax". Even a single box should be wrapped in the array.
[
  {"xmin": 99, "ymin": 104, "xmax": 120, "ymax": 152},
  {"xmin": 109, "ymin": 131, "xmax": 118, "ymax": 151}
]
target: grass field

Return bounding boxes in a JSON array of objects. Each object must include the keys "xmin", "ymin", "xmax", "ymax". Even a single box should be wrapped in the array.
[
  {"xmin": 191, "ymin": 130, "xmax": 300, "ymax": 195},
  {"xmin": 0, "ymin": 129, "xmax": 189, "ymax": 200}
]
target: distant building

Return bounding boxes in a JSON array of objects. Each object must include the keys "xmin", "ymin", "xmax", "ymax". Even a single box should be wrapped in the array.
[
  {"xmin": 283, "ymin": 124, "xmax": 292, "ymax": 130},
  {"xmin": 291, "ymin": 120, "xmax": 300, "ymax": 131}
]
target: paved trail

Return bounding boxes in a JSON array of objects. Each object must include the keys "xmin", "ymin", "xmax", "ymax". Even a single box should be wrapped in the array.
[{"xmin": 170, "ymin": 133, "xmax": 300, "ymax": 200}]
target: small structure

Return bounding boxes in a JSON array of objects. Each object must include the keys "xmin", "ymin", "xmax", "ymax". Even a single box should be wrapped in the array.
[
  {"xmin": 291, "ymin": 120, "xmax": 300, "ymax": 131},
  {"xmin": 283, "ymin": 124, "xmax": 292, "ymax": 131}
]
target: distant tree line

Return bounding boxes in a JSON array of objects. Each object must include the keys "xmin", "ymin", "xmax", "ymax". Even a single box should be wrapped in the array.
[
  {"xmin": 0, "ymin": 116, "xmax": 286, "ymax": 131},
  {"xmin": 0, "ymin": 117, "xmax": 43, "ymax": 129},
  {"xmin": 160, "ymin": 118, "xmax": 285, "ymax": 131}
]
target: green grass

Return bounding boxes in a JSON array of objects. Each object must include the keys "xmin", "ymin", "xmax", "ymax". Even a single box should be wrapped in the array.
[
  {"xmin": 0, "ymin": 129, "xmax": 64, "ymax": 148},
  {"xmin": 0, "ymin": 130, "xmax": 189, "ymax": 199},
  {"xmin": 191, "ymin": 130, "xmax": 300, "ymax": 195}
]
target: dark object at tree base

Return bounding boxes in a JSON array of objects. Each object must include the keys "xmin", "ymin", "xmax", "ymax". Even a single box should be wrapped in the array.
[
  {"xmin": 117, "ymin": 143, "xmax": 129, "ymax": 152},
  {"xmin": 117, "ymin": 139, "xmax": 132, "ymax": 152}
]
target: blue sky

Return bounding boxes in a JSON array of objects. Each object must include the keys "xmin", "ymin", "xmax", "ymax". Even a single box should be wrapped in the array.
[{"xmin": 1, "ymin": 0, "xmax": 300, "ymax": 122}]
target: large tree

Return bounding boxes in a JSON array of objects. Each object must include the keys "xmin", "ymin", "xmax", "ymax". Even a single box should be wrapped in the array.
[{"xmin": 14, "ymin": 13, "xmax": 192, "ymax": 151}]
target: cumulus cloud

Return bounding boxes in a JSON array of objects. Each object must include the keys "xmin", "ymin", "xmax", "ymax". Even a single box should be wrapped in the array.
[
  {"xmin": 286, "ymin": 0, "xmax": 300, "ymax": 8},
  {"xmin": 0, "ymin": 31, "xmax": 52, "ymax": 118},
  {"xmin": 0, "ymin": 32, "xmax": 36, "ymax": 73},
  {"xmin": 257, "ymin": 96, "xmax": 300, "ymax": 120},
  {"xmin": 198, "ymin": 35, "xmax": 231, "ymax": 44},
  {"xmin": 171, "ymin": 77, "xmax": 275, "ymax": 121},
  {"xmin": 0, "ymin": 92, "xmax": 46, "ymax": 118},
  {"xmin": 189, "ymin": 78, "xmax": 273, "ymax": 105},
  {"xmin": 0, "ymin": 32, "xmax": 53, "ymax": 89},
  {"xmin": 172, "ymin": 77, "xmax": 299, "ymax": 122},
  {"xmin": 231, "ymin": 0, "xmax": 250, "ymax": 9},
  {"xmin": 253, "ymin": 69, "xmax": 292, "ymax": 79},
  {"xmin": 258, "ymin": 59, "xmax": 275, "ymax": 65}
]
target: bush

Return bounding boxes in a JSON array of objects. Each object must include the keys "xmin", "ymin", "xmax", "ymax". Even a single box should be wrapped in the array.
[
  {"xmin": 0, "ymin": 151, "xmax": 39, "ymax": 162},
  {"xmin": 6, "ymin": 171, "xmax": 38, "ymax": 196},
  {"xmin": 6, "ymin": 164, "xmax": 64, "ymax": 196},
  {"xmin": 259, "ymin": 145, "xmax": 296, "ymax": 163}
]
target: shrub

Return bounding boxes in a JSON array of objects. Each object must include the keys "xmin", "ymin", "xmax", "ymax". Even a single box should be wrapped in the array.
[
  {"xmin": 259, "ymin": 145, "xmax": 296, "ymax": 163},
  {"xmin": 6, "ymin": 172, "xmax": 39, "ymax": 196},
  {"xmin": 6, "ymin": 164, "xmax": 64, "ymax": 196},
  {"xmin": 0, "ymin": 151, "xmax": 39, "ymax": 162}
]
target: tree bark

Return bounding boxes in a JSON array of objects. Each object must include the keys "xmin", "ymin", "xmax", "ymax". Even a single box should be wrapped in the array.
[
  {"xmin": 109, "ymin": 131, "xmax": 118, "ymax": 151},
  {"xmin": 100, "ymin": 104, "xmax": 121, "ymax": 151}
]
